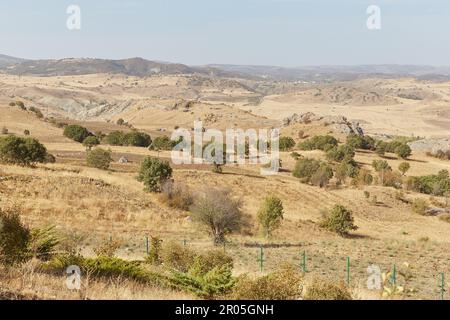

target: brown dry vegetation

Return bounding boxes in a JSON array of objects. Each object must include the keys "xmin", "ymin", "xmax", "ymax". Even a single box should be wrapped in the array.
[{"xmin": 1, "ymin": 74, "xmax": 450, "ymax": 300}]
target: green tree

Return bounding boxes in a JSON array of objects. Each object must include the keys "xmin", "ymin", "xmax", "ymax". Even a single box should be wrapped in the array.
[
  {"xmin": 82, "ymin": 136, "xmax": 100, "ymax": 150},
  {"xmin": 292, "ymin": 158, "xmax": 321, "ymax": 182},
  {"xmin": 372, "ymin": 160, "xmax": 392, "ymax": 172},
  {"xmin": 257, "ymin": 195, "xmax": 284, "ymax": 238},
  {"xmin": 398, "ymin": 162, "xmax": 411, "ymax": 176},
  {"xmin": 0, "ymin": 136, "xmax": 47, "ymax": 166},
  {"xmin": 150, "ymin": 136, "xmax": 175, "ymax": 150},
  {"xmin": 395, "ymin": 144, "xmax": 412, "ymax": 159},
  {"xmin": 137, "ymin": 157, "xmax": 173, "ymax": 192},
  {"xmin": 320, "ymin": 205, "xmax": 358, "ymax": 237},
  {"xmin": 86, "ymin": 148, "xmax": 113, "ymax": 170},
  {"xmin": 278, "ymin": 136, "xmax": 296, "ymax": 151},
  {"xmin": 63, "ymin": 125, "xmax": 92, "ymax": 143},
  {"xmin": 104, "ymin": 131, "xmax": 125, "ymax": 146},
  {"xmin": 123, "ymin": 131, "xmax": 152, "ymax": 147}
]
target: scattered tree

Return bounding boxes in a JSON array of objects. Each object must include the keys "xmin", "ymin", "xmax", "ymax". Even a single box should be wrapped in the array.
[
  {"xmin": 137, "ymin": 157, "xmax": 173, "ymax": 192},
  {"xmin": 82, "ymin": 136, "xmax": 100, "ymax": 150},
  {"xmin": 86, "ymin": 147, "xmax": 112, "ymax": 170},
  {"xmin": 63, "ymin": 124, "xmax": 92, "ymax": 143},
  {"xmin": 190, "ymin": 188, "xmax": 245, "ymax": 245},
  {"xmin": 0, "ymin": 136, "xmax": 48, "ymax": 166},
  {"xmin": 320, "ymin": 205, "xmax": 358, "ymax": 237},
  {"xmin": 257, "ymin": 195, "xmax": 284, "ymax": 238},
  {"xmin": 398, "ymin": 162, "xmax": 411, "ymax": 176}
]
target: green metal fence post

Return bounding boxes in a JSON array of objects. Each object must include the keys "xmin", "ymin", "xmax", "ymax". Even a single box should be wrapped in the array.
[
  {"xmin": 257, "ymin": 245, "xmax": 265, "ymax": 272},
  {"xmin": 346, "ymin": 257, "xmax": 350, "ymax": 285}
]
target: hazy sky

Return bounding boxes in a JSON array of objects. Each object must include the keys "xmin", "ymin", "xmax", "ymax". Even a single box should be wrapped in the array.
[{"xmin": 0, "ymin": 0, "xmax": 449, "ymax": 66}]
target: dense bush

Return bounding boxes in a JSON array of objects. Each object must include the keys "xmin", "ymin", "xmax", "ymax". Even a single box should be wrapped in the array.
[
  {"xmin": 395, "ymin": 144, "xmax": 412, "ymax": 159},
  {"xmin": 353, "ymin": 168, "xmax": 373, "ymax": 186},
  {"xmin": 190, "ymin": 188, "xmax": 245, "ymax": 245},
  {"xmin": 0, "ymin": 207, "xmax": 31, "ymax": 265},
  {"xmin": 372, "ymin": 160, "xmax": 392, "ymax": 172},
  {"xmin": 346, "ymin": 134, "xmax": 375, "ymax": 150},
  {"xmin": 86, "ymin": 148, "xmax": 113, "ymax": 170},
  {"xmin": 319, "ymin": 205, "xmax": 358, "ymax": 236},
  {"xmin": 292, "ymin": 158, "xmax": 321, "ymax": 182},
  {"xmin": 82, "ymin": 136, "xmax": 100, "ymax": 149},
  {"xmin": 230, "ymin": 263, "xmax": 303, "ymax": 300},
  {"xmin": 150, "ymin": 135, "xmax": 178, "ymax": 151},
  {"xmin": 104, "ymin": 130, "xmax": 152, "ymax": 147},
  {"xmin": 326, "ymin": 144, "xmax": 355, "ymax": 162},
  {"xmin": 293, "ymin": 158, "xmax": 333, "ymax": 187},
  {"xmin": 304, "ymin": 278, "xmax": 352, "ymax": 300},
  {"xmin": 335, "ymin": 160, "xmax": 358, "ymax": 184},
  {"xmin": 406, "ymin": 170, "xmax": 450, "ymax": 196},
  {"xmin": 63, "ymin": 125, "xmax": 92, "ymax": 143},
  {"xmin": 137, "ymin": 157, "xmax": 173, "ymax": 192},
  {"xmin": 29, "ymin": 106, "xmax": 43, "ymax": 119},
  {"xmin": 298, "ymin": 135, "xmax": 338, "ymax": 151},
  {"xmin": 257, "ymin": 195, "xmax": 284, "ymax": 238},
  {"xmin": 104, "ymin": 131, "xmax": 125, "ymax": 146},
  {"xmin": 0, "ymin": 136, "xmax": 48, "ymax": 166},
  {"xmin": 123, "ymin": 131, "xmax": 152, "ymax": 147},
  {"xmin": 278, "ymin": 136, "xmax": 296, "ymax": 151}
]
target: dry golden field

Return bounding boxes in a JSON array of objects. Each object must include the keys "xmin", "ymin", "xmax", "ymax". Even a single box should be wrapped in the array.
[{"xmin": 1, "ymin": 73, "xmax": 450, "ymax": 300}]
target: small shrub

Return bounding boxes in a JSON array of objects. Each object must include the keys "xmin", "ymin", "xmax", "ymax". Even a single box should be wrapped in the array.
[
  {"xmin": 304, "ymin": 278, "xmax": 352, "ymax": 300},
  {"xmin": 137, "ymin": 157, "xmax": 173, "ymax": 192},
  {"xmin": 23, "ymin": 129, "xmax": 30, "ymax": 136},
  {"xmin": 150, "ymin": 135, "xmax": 177, "ymax": 151},
  {"xmin": 257, "ymin": 195, "xmax": 284, "ymax": 238},
  {"xmin": 412, "ymin": 198, "xmax": 428, "ymax": 215},
  {"xmin": 372, "ymin": 160, "xmax": 392, "ymax": 172},
  {"xmin": 0, "ymin": 207, "xmax": 31, "ymax": 266},
  {"xmin": 160, "ymin": 241, "xmax": 196, "ymax": 272},
  {"xmin": 1, "ymin": 127, "xmax": 8, "ymax": 135},
  {"xmin": 398, "ymin": 162, "xmax": 411, "ymax": 176},
  {"xmin": 320, "ymin": 205, "xmax": 358, "ymax": 237},
  {"xmin": 28, "ymin": 226, "xmax": 60, "ymax": 261},
  {"xmin": 230, "ymin": 263, "xmax": 303, "ymax": 300},
  {"xmin": 93, "ymin": 239, "xmax": 121, "ymax": 257},
  {"xmin": 395, "ymin": 144, "xmax": 412, "ymax": 159},
  {"xmin": 310, "ymin": 164, "xmax": 334, "ymax": 188},
  {"xmin": 29, "ymin": 106, "xmax": 43, "ymax": 119},
  {"xmin": 353, "ymin": 168, "xmax": 373, "ymax": 186},
  {"xmin": 159, "ymin": 181, "xmax": 193, "ymax": 211},
  {"xmin": 86, "ymin": 148, "xmax": 112, "ymax": 170},
  {"xmin": 279, "ymin": 136, "xmax": 296, "ymax": 151},
  {"xmin": 116, "ymin": 118, "xmax": 125, "ymax": 125},
  {"xmin": 147, "ymin": 236, "xmax": 163, "ymax": 265},
  {"xmin": 364, "ymin": 191, "xmax": 370, "ymax": 199},
  {"xmin": 15, "ymin": 101, "xmax": 25, "ymax": 110}
]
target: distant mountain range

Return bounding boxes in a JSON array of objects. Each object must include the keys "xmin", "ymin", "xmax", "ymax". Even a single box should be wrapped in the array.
[{"xmin": 1, "ymin": 54, "xmax": 450, "ymax": 81}]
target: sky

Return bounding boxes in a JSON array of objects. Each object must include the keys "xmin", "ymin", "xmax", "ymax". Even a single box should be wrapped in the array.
[{"xmin": 0, "ymin": 0, "xmax": 449, "ymax": 66}]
